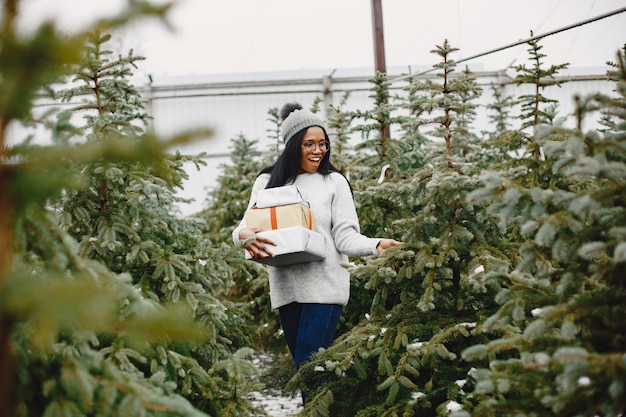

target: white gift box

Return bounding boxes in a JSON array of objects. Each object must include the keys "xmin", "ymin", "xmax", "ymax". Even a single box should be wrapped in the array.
[
  {"xmin": 255, "ymin": 185, "xmax": 306, "ymax": 209},
  {"xmin": 245, "ymin": 226, "xmax": 325, "ymax": 266}
]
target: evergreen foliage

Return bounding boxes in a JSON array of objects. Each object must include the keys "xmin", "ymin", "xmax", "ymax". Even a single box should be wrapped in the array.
[
  {"xmin": 265, "ymin": 106, "xmax": 283, "ymax": 155},
  {"xmin": 203, "ymin": 134, "xmax": 264, "ymax": 244},
  {"xmin": 350, "ymin": 71, "xmax": 412, "ymax": 182},
  {"xmin": 50, "ymin": 30, "xmax": 260, "ymax": 414},
  {"xmin": 0, "ymin": 2, "xmax": 263, "ymax": 416},
  {"xmin": 459, "ymin": 46, "xmax": 626, "ymax": 417},
  {"xmin": 483, "ymin": 82, "xmax": 515, "ymax": 138},
  {"xmin": 352, "ymin": 71, "xmax": 395, "ymax": 157},
  {"xmin": 198, "ymin": 33, "xmax": 624, "ymax": 415},
  {"xmin": 511, "ymin": 32, "xmax": 570, "ymax": 163},
  {"xmin": 480, "ymin": 82, "xmax": 520, "ymax": 166},
  {"xmin": 262, "ymin": 37, "xmax": 622, "ymax": 417},
  {"xmin": 324, "ymin": 92, "xmax": 355, "ymax": 174},
  {"xmin": 3, "ymin": 2, "xmax": 620, "ymax": 414},
  {"xmin": 201, "ymin": 133, "xmax": 283, "ymax": 351},
  {"xmin": 285, "ymin": 40, "xmax": 509, "ymax": 416}
]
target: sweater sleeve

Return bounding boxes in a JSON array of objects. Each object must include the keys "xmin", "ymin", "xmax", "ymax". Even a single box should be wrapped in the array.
[
  {"xmin": 329, "ymin": 173, "xmax": 381, "ymax": 257},
  {"xmin": 232, "ymin": 174, "xmax": 269, "ymax": 245}
]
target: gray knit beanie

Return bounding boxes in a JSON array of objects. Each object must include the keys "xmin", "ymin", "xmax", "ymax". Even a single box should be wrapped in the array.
[{"xmin": 280, "ymin": 102, "xmax": 327, "ymax": 145}]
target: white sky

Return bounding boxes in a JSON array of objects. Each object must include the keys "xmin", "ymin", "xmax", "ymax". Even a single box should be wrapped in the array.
[{"xmin": 16, "ymin": 0, "xmax": 626, "ymax": 77}]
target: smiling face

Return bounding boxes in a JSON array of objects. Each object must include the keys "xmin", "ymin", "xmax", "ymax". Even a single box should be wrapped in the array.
[{"xmin": 299, "ymin": 126, "xmax": 329, "ymax": 174}]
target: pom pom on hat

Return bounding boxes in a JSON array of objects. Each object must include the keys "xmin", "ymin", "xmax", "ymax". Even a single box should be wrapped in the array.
[
  {"xmin": 280, "ymin": 102, "xmax": 303, "ymax": 121},
  {"xmin": 280, "ymin": 102, "xmax": 327, "ymax": 145}
]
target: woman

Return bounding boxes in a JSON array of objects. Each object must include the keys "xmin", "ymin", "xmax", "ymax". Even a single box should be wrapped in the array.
[{"xmin": 232, "ymin": 102, "xmax": 401, "ymax": 402}]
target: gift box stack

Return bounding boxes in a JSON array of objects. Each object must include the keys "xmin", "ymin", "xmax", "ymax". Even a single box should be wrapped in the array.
[{"xmin": 244, "ymin": 185, "xmax": 325, "ymax": 266}]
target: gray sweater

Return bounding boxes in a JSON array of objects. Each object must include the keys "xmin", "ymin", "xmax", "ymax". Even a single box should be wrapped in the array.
[{"xmin": 232, "ymin": 172, "xmax": 381, "ymax": 309}]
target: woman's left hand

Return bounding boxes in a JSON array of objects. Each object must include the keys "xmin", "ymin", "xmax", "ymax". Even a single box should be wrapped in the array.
[{"xmin": 376, "ymin": 239, "xmax": 403, "ymax": 253}]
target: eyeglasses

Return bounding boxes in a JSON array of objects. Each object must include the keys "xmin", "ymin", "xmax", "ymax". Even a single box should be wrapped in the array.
[{"xmin": 302, "ymin": 140, "xmax": 330, "ymax": 152}]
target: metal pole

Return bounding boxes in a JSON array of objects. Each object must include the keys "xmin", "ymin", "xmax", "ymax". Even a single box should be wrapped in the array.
[
  {"xmin": 371, "ymin": 0, "xmax": 390, "ymax": 142},
  {"xmin": 371, "ymin": 0, "xmax": 387, "ymax": 75}
]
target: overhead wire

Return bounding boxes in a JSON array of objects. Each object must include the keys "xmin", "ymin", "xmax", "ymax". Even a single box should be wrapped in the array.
[
  {"xmin": 390, "ymin": 6, "xmax": 626, "ymax": 84},
  {"xmin": 456, "ymin": 0, "xmax": 463, "ymax": 60},
  {"xmin": 578, "ymin": 16, "xmax": 619, "ymax": 65},
  {"xmin": 243, "ymin": 2, "xmax": 267, "ymax": 73},
  {"xmin": 513, "ymin": 0, "xmax": 563, "ymax": 65},
  {"xmin": 563, "ymin": 0, "xmax": 597, "ymax": 63},
  {"xmin": 534, "ymin": 0, "xmax": 563, "ymax": 34}
]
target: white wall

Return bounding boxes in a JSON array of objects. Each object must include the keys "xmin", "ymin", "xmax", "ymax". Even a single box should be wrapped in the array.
[
  {"xmin": 144, "ymin": 65, "xmax": 613, "ymax": 216},
  {"xmin": 6, "ymin": 65, "xmax": 615, "ymax": 217}
]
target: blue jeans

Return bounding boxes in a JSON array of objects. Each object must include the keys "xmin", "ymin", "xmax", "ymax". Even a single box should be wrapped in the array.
[{"xmin": 278, "ymin": 303, "xmax": 342, "ymax": 401}]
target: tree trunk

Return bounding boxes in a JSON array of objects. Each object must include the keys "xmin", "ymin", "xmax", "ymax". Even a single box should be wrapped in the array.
[{"xmin": 0, "ymin": 165, "xmax": 16, "ymax": 416}]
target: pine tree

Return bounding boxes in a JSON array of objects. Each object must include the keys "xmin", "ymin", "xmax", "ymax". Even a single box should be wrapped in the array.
[
  {"xmin": 350, "ymin": 71, "xmax": 412, "ymax": 182},
  {"xmin": 352, "ymin": 71, "xmax": 394, "ymax": 158},
  {"xmin": 201, "ymin": 133, "xmax": 284, "ymax": 351},
  {"xmin": 52, "ymin": 30, "xmax": 260, "ymax": 415},
  {"xmin": 265, "ymin": 106, "xmax": 283, "ymax": 156},
  {"xmin": 480, "ymin": 82, "xmax": 519, "ymax": 165},
  {"xmin": 511, "ymin": 32, "xmax": 570, "ymax": 163},
  {"xmin": 324, "ymin": 91, "xmax": 355, "ymax": 174},
  {"xmin": 203, "ymin": 134, "xmax": 264, "ymax": 243},
  {"xmin": 451, "ymin": 66, "xmax": 486, "ymax": 165},
  {"xmin": 1, "ymin": 3, "xmax": 261, "ymax": 416},
  {"xmin": 339, "ymin": 71, "xmax": 425, "ymax": 333},
  {"xmin": 461, "ymin": 46, "xmax": 626, "ymax": 417},
  {"xmin": 483, "ymin": 82, "xmax": 515, "ymax": 138},
  {"xmin": 293, "ymin": 40, "xmax": 510, "ymax": 417}
]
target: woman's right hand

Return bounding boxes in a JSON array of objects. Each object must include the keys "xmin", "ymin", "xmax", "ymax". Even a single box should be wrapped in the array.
[
  {"xmin": 376, "ymin": 238, "xmax": 403, "ymax": 253},
  {"xmin": 239, "ymin": 227, "xmax": 276, "ymax": 259}
]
